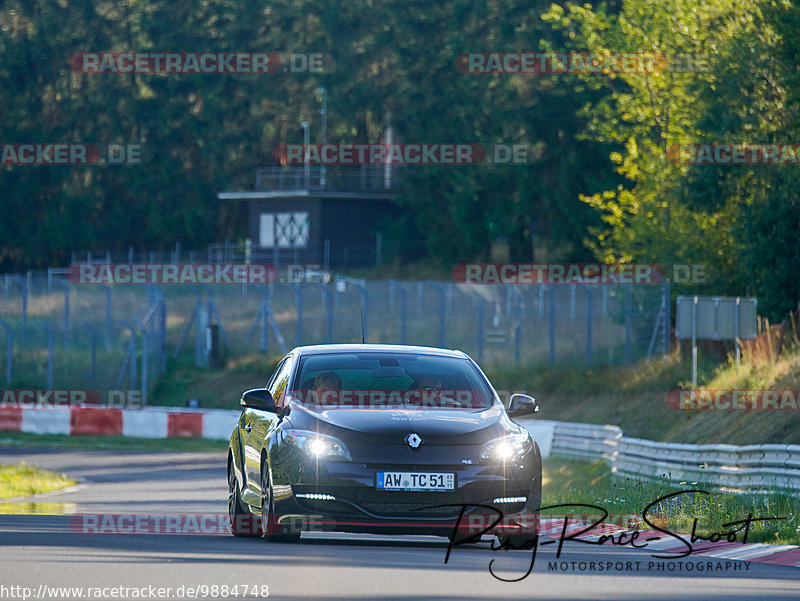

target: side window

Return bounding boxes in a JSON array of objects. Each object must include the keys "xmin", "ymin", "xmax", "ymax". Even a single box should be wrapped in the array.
[
  {"xmin": 268, "ymin": 357, "xmax": 294, "ymax": 408},
  {"xmin": 265, "ymin": 358, "xmax": 286, "ymax": 391}
]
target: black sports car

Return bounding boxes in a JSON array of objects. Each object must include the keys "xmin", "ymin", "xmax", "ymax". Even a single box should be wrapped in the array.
[{"xmin": 227, "ymin": 344, "xmax": 541, "ymax": 543}]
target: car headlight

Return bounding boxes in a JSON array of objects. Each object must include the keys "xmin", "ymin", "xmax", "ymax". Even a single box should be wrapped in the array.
[
  {"xmin": 481, "ymin": 432, "xmax": 531, "ymax": 462},
  {"xmin": 281, "ymin": 430, "xmax": 352, "ymax": 461}
]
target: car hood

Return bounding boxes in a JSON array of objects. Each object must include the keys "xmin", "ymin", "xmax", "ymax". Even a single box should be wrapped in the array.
[{"xmin": 285, "ymin": 402, "xmax": 517, "ymax": 445}]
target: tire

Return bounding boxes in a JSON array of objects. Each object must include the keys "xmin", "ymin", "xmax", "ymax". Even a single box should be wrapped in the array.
[
  {"xmin": 260, "ymin": 460, "xmax": 301, "ymax": 543},
  {"xmin": 228, "ymin": 459, "xmax": 261, "ymax": 537}
]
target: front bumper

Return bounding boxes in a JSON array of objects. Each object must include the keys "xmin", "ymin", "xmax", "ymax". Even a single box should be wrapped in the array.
[{"xmin": 270, "ymin": 448, "xmax": 541, "ymax": 536}]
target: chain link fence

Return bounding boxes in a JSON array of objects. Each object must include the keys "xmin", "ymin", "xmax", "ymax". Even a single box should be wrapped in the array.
[{"xmin": 0, "ymin": 271, "xmax": 670, "ymax": 406}]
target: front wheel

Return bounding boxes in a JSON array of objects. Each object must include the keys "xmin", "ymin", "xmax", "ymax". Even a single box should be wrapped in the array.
[
  {"xmin": 260, "ymin": 461, "xmax": 300, "ymax": 543},
  {"xmin": 228, "ymin": 460, "xmax": 261, "ymax": 537}
]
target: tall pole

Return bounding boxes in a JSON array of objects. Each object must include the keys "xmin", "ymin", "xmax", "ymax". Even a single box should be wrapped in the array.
[
  {"xmin": 318, "ymin": 87, "xmax": 327, "ymax": 187},
  {"xmin": 301, "ymin": 121, "xmax": 310, "ymax": 188}
]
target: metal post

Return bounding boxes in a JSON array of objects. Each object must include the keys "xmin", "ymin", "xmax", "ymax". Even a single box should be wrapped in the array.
[
  {"xmin": 318, "ymin": 283, "xmax": 333, "ymax": 343},
  {"xmin": 141, "ymin": 324, "xmax": 148, "ymax": 407},
  {"xmin": 663, "ymin": 281, "xmax": 670, "ymax": 355},
  {"xmin": 538, "ymin": 286, "xmax": 545, "ymax": 319},
  {"xmin": 624, "ymin": 287, "xmax": 633, "ymax": 365},
  {"xmin": 570, "ymin": 284, "xmax": 576, "ymax": 319},
  {"xmin": 13, "ymin": 277, "xmax": 27, "ymax": 343},
  {"xmin": 83, "ymin": 322, "xmax": 97, "ymax": 391},
  {"xmin": 121, "ymin": 320, "xmax": 137, "ymax": 389},
  {"xmin": 585, "ymin": 288, "xmax": 593, "ymax": 366},
  {"xmin": 356, "ymin": 283, "xmax": 368, "ymax": 342},
  {"xmin": 38, "ymin": 322, "xmax": 54, "ymax": 390},
  {"xmin": 397, "ymin": 284, "xmax": 407, "ymax": 345},
  {"xmin": 432, "ymin": 283, "xmax": 446, "ymax": 347},
  {"xmin": 159, "ymin": 297, "xmax": 167, "ymax": 375},
  {"xmin": 477, "ymin": 298, "xmax": 484, "ymax": 361},
  {"xmin": 195, "ymin": 303, "xmax": 209, "ymax": 368},
  {"xmin": 318, "ymin": 87, "xmax": 327, "ymax": 187},
  {"xmin": 0, "ymin": 320, "xmax": 12, "ymax": 384},
  {"xmin": 104, "ymin": 285, "xmax": 112, "ymax": 351},
  {"xmin": 301, "ymin": 121, "xmax": 310, "ymax": 188},
  {"xmin": 56, "ymin": 280, "xmax": 70, "ymax": 346},
  {"xmin": 417, "ymin": 282, "xmax": 423, "ymax": 316},
  {"xmin": 389, "ymin": 279, "xmax": 396, "ymax": 315},
  {"xmin": 691, "ymin": 295, "xmax": 698, "ymax": 392},
  {"xmin": 734, "ymin": 297, "xmax": 741, "ymax": 365},
  {"xmin": 295, "ymin": 284, "xmax": 303, "ymax": 346},
  {"xmin": 549, "ymin": 288, "xmax": 556, "ymax": 365},
  {"xmin": 260, "ymin": 292, "xmax": 269, "ymax": 352}
]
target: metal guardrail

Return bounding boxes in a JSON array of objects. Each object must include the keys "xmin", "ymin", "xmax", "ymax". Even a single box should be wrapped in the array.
[{"xmin": 546, "ymin": 420, "xmax": 800, "ymax": 492}]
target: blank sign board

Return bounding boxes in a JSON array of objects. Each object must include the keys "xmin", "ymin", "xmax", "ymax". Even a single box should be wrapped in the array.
[{"xmin": 675, "ymin": 296, "xmax": 757, "ymax": 340}]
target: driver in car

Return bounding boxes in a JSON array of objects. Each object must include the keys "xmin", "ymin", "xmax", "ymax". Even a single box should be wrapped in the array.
[{"xmin": 312, "ymin": 371, "xmax": 342, "ymax": 407}]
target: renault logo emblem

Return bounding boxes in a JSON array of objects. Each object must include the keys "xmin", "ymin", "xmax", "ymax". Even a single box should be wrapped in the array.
[{"xmin": 405, "ymin": 433, "xmax": 422, "ymax": 449}]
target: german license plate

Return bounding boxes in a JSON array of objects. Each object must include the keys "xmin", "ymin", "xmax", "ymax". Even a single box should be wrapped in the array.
[{"xmin": 376, "ymin": 471, "xmax": 455, "ymax": 491}]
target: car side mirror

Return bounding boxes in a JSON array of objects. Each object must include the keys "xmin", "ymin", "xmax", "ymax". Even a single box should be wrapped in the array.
[
  {"xmin": 507, "ymin": 393, "xmax": 539, "ymax": 418},
  {"xmin": 240, "ymin": 388, "xmax": 279, "ymax": 412}
]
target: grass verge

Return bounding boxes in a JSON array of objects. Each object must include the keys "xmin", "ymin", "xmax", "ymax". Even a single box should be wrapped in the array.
[
  {"xmin": 0, "ymin": 462, "xmax": 76, "ymax": 500},
  {"xmin": 542, "ymin": 456, "xmax": 799, "ymax": 545}
]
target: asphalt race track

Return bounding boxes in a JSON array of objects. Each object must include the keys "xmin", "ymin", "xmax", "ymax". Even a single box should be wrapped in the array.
[{"xmin": 1, "ymin": 448, "xmax": 799, "ymax": 601}]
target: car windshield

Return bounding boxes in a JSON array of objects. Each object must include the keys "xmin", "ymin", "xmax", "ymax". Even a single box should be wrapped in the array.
[{"xmin": 289, "ymin": 352, "xmax": 494, "ymax": 410}]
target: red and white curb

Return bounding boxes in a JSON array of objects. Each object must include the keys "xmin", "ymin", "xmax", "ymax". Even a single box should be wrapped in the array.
[
  {"xmin": 539, "ymin": 517, "xmax": 800, "ymax": 568},
  {"xmin": 0, "ymin": 406, "xmax": 239, "ymax": 440}
]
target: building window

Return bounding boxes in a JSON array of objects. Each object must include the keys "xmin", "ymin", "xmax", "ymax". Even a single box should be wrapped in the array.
[{"xmin": 259, "ymin": 212, "xmax": 309, "ymax": 248}]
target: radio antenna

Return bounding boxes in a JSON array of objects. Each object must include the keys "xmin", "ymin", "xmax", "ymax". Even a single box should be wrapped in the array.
[{"xmin": 360, "ymin": 304, "xmax": 366, "ymax": 344}]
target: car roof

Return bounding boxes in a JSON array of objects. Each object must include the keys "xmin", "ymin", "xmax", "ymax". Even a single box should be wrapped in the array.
[{"xmin": 291, "ymin": 344, "xmax": 470, "ymax": 359}]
